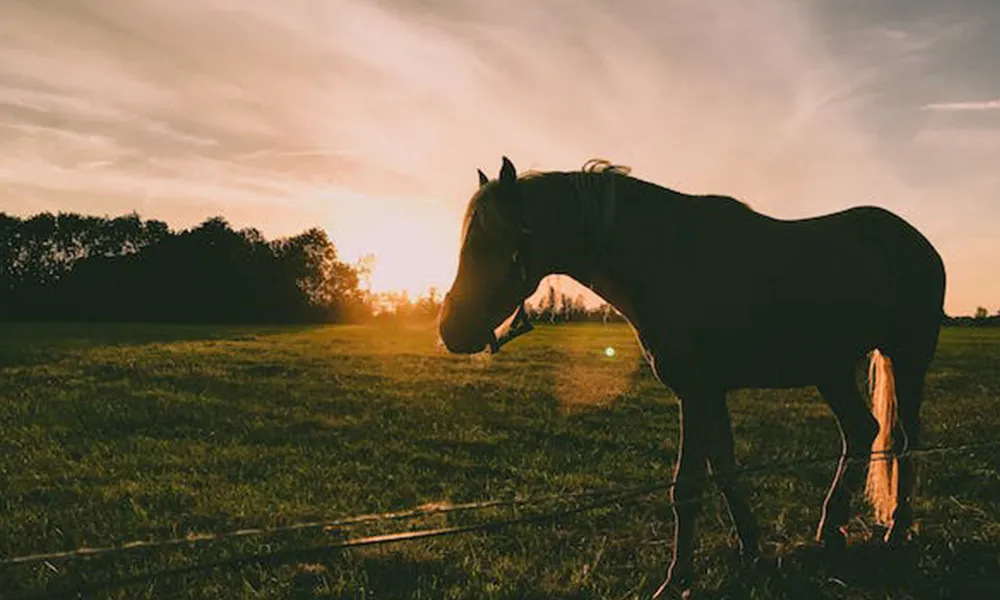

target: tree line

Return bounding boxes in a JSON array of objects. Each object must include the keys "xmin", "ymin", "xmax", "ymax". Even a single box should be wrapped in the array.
[
  {"xmin": 368, "ymin": 283, "xmax": 627, "ymax": 324},
  {"xmin": 0, "ymin": 212, "xmax": 365, "ymax": 323},
  {"xmin": 943, "ymin": 308, "xmax": 1000, "ymax": 328}
]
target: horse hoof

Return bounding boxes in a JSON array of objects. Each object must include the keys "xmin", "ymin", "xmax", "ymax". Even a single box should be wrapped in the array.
[
  {"xmin": 738, "ymin": 536, "xmax": 761, "ymax": 562},
  {"xmin": 648, "ymin": 563, "xmax": 694, "ymax": 599},
  {"xmin": 869, "ymin": 524, "xmax": 889, "ymax": 545},
  {"xmin": 650, "ymin": 578, "xmax": 692, "ymax": 600},
  {"xmin": 884, "ymin": 526, "xmax": 912, "ymax": 547},
  {"xmin": 739, "ymin": 546, "xmax": 762, "ymax": 570},
  {"xmin": 819, "ymin": 529, "xmax": 847, "ymax": 555}
]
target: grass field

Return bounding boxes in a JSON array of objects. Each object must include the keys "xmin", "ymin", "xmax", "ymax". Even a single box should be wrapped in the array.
[{"xmin": 0, "ymin": 322, "xmax": 997, "ymax": 599}]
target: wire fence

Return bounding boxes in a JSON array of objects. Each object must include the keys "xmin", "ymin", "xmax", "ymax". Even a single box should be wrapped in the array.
[{"xmin": 1, "ymin": 440, "xmax": 998, "ymax": 600}]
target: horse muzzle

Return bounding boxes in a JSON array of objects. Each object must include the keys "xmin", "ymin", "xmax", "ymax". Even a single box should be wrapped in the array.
[
  {"xmin": 439, "ymin": 295, "xmax": 533, "ymax": 355},
  {"xmin": 438, "ymin": 294, "xmax": 495, "ymax": 354}
]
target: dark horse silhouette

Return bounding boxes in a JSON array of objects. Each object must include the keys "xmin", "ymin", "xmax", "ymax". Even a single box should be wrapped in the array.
[{"xmin": 438, "ymin": 157, "xmax": 946, "ymax": 597}]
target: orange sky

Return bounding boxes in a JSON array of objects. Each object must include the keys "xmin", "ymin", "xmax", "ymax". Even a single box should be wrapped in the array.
[{"xmin": 1, "ymin": 0, "xmax": 999, "ymax": 315}]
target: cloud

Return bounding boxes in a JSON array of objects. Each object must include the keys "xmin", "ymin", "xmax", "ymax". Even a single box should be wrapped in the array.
[
  {"xmin": 923, "ymin": 99, "xmax": 1000, "ymax": 111},
  {"xmin": 863, "ymin": 19, "xmax": 982, "ymax": 56},
  {"xmin": 0, "ymin": 0, "xmax": 899, "ymax": 204}
]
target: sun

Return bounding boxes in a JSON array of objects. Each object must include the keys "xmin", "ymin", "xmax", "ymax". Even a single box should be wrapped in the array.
[{"xmin": 331, "ymin": 196, "xmax": 459, "ymax": 299}]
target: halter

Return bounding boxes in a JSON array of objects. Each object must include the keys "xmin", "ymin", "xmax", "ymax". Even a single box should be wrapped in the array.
[{"xmin": 488, "ymin": 228, "xmax": 535, "ymax": 353}]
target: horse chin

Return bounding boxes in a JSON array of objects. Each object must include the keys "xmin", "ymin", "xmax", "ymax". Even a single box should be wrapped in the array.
[
  {"xmin": 438, "ymin": 315, "xmax": 495, "ymax": 355},
  {"xmin": 442, "ymin": 335, "xmax": 490, "ymax": 355}
]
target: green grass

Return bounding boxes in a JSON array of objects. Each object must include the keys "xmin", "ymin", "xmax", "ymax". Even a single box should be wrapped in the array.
[{"xmin": 0, "ymin": 322, "xmax": 997, "ymax": 599}]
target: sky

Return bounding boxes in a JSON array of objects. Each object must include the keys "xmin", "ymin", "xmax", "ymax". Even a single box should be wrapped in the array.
[{"xmin": 1, "ymin": 0, "xmax": 998, "ymax": 315}]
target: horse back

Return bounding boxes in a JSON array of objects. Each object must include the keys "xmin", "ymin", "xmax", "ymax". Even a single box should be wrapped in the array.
[
  {"xmin": 630, "ymin": 201, "xmax": 945, "ymax": 389},
  {"xmin": 679, "ymin": 203, "xmax": 943, "ymax": 315}
]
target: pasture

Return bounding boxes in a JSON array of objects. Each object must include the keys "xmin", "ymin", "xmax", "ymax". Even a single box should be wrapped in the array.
[{"xmin": 0, "ymin": 322, "xmax": 997, "ymax": 599}]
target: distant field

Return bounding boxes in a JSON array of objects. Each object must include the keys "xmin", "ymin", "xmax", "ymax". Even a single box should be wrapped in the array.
[{"xmin": 0, "ymin": 322, "xmax": 997, "ymax": 599}]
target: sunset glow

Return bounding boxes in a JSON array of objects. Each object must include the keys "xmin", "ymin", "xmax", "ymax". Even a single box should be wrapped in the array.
[
  {"xmin": 327, "ymin": 191, "xmax": 460, "ymax": 297},
  {"xmin": 2, "ymin": 1, "xmax": 998, "ymax": 313}
]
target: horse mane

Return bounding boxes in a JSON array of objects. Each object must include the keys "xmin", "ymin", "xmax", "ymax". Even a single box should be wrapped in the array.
[
  {"xmin": 513, "ymin": 158, "xmax": 632, "ymax": 181},
  {"xmin": 460, "ymin": 158, "xmax": 752, "ymax": 248},
  {"xmin": 580, "ymin": 158, "xmax": 631, "ymax": 176},
  {"xmin": 462, "ymin": 159, "xmax": 632, "ymax": 245},
  {"xmin": 577, "ymin": 160, "xmax": 753, "ymax": 212}
]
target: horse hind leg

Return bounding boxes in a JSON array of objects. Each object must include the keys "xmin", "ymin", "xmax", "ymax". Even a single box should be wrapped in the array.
[
  {"xmin": 816, "ymin": 370, "xmax": 879, "ymax": 551},
  {"xmin": 884, "ymin": 358, "xmax": 928, "ymax": 545}
]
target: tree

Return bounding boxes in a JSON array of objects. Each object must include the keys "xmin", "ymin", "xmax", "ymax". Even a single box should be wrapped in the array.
[
  {"xmin": 975, "ymin": 306, "xmax": 988, "ymax": 319},
  {"xmin": 544, "ymin": 283, "xmax": 557, "ymax": 322},
  {"xmin": 0, "ymin": 211, "xmax": 367, "ymax": 324},
  {"xmin": 356, "ymin": 253, "xmax": 376, "ymax": 292},
  {"xmin": 414, "ymin": 286, "xmax": 442, "ymax": 321}
]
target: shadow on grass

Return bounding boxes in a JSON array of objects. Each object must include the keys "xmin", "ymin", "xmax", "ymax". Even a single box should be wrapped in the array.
[
  {"xmin": 713, "ymin": 537, "xmax": 1000, "ymax": 599},
  {"xmin": 289, "ymin": 551, "xmax": 573, "ymax": 600}
]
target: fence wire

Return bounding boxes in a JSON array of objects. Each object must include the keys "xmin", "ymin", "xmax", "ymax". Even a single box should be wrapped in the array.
[{"xmin": 1, "ymin": 439, "xmax": 997, "ymax": 600}]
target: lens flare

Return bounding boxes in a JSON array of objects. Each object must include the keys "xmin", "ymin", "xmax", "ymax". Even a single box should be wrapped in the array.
[{"xmin": 605, "ymin": 346, "xmax": 616, "ymax": 357}]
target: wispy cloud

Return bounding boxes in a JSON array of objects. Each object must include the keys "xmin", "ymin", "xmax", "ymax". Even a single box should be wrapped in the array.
[
  {"xmin": 924, "ymin": 99, "xmax": 1000, "ymax": 111},
  {"xmin": 863, "ymin": 19, "xmax": 982, "ymax": 56}
]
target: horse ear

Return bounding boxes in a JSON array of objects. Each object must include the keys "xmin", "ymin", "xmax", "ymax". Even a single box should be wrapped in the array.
[
  {"xmin": 477, "ymin": 169, "xmax": 489, "ymax": 188},
  {"xmin": 499, "ymin": 156, "xmax": 517, "ymax": 184}
]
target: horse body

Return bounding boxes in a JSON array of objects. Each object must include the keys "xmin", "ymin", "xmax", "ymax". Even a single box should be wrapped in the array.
[
  {"xmin": 439, "ymin": 158, "xmax": 946, "ymax": 597},
  {"xmin": 594, "ymin": 187, "xmax": 943, "ymax": 392}
]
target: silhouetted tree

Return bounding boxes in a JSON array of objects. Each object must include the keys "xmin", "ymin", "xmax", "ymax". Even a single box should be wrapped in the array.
[
  {"xmin": 523, "ymin": 280, "xmax": 625, "ymax": 324},
  {"xmin": 414, "ymin": 286, "xmax": 442, "ymax": 321},
  {"xmin": 0, "ymin": 211, "xmax": 365, "ymax": 324},
  {"xmin": 539, "ymin": 283, "xmax": 558, "ymax": 323}
]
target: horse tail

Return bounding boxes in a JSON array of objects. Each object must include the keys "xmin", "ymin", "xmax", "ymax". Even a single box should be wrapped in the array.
[{"xmin": 865, "ymin": 348, "xmax": 898, "ymax": 525}]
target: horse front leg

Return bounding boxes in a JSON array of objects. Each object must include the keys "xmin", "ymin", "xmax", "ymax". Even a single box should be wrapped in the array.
[
  {"xmin": 653, "ymin": 396, "xmax": 710, "ymax": 598},
  {"xmin": 702, "ymin": 392, "xmax": 759, "ymax": 560}
]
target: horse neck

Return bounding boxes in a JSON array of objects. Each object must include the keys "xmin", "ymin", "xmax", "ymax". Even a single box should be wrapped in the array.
[
  {"xmin": 520, "ymin": 172, "xmax": 615, "ymax": 279},
  {"xmin": 523, "ymin": 173, "xmax": 677, "ymax": 327}
]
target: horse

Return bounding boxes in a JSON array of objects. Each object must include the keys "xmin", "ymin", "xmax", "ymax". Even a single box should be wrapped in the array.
[{"xmin": 438, "ymin": 156, "xmax": 946, "ymax": 597}]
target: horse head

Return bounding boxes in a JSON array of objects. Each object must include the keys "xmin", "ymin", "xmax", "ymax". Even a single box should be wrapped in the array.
[{"xmin": 439, "ymin": 157, "xmax": 537, "ymax": 354}]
